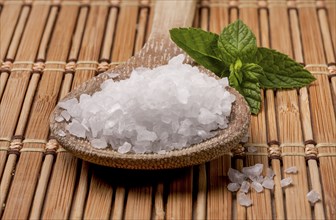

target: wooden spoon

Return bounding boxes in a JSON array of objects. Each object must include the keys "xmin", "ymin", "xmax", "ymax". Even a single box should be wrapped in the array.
[{"xmin": 50, "ymin": 0, "xmax": 250, "ymax": 169}]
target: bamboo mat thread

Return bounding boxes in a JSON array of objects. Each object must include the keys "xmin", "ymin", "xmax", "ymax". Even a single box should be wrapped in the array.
[{"xmin": 0, "ymin": 0, "xmax": 335, "ymax": 219}]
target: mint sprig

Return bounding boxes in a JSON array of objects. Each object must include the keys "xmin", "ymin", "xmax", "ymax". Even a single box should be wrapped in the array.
[{"xmin": 169, "ymin": 19, "xmax": 316, "ymax": 114}]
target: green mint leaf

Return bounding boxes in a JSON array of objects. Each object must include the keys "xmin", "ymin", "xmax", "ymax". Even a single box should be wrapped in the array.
[
  {"xmin": 170, "ymin": 28, "xmax": 228, "ymax": 74},
  {"xmin": 254, "ymin": 47, "xmax": 316, "ymax": 89},
  {"xmin": 218, "ymin": 19, "xmax": 258, "ymax": 65},
  {"xmin": 229, "ymin": 62, "xmax": 262, "ymax": 114}
]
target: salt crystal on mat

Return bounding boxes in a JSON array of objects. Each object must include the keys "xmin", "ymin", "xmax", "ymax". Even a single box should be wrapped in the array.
[
  {"xmin": 237, "ymin": 192, "xmax": 252, "ymax": 207},
  {"xmin": 55, "ymin": 115, "xmax": 64, "ymax": 122},
  {"xmin": 284, "ymin": 166, "xmax": 298, "ymax": 174},
  {"xmin": 56, "ymin": 54, "xmax": 236, "ymax": 153},
  {"xmin": 247, "ymin": 146, "xmax": 257, "ymax": 153},
  {"xmin": 228, "ymin": 168, "xmax": 246, "ymax": 184},
  {"xmin": 262, "ymin": 177, "xmax": 275, "ymax": 190},
  {"xmin": 227, "ymin": 183, "xmax": 241, "ymax": 192},
  {"xmin": 280, "ymin": 177, "xmax": 293, "ymax": 188},
  {"xmin": 266, "ymin": 168, "xmax": 275, "ymax": 179},
  {"xmin": 242, "ymin": 164, "xmax": 264, "ymax": 177},
  {"xmin": 307, "ymin": 190, "xmax": 321, "ymax": 204},
  {"xmin": 249, "ymin": 175, "xmax": 264, "ymax": 183},
  {"xmin": 251, "ymin": 181, "xmax": 264, "ymax": 193},
  {"xmin": 240, "ymin": 181, "xmax": 250, "ymax": 193}
]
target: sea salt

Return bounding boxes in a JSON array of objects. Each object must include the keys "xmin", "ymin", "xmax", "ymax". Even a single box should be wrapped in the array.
[
  {"xmin": 280, "ymin": 177, "xmax": 293, "ymax": 188},
  {"xmin": 247, "ymin": 146, "xmax": 257, "ymax": 153},
  {"xmin": 227, "ymin": 182, "xmax": 241, "ymax": 192},
  {"xmin": 242, "ymin": 164, "xmax": 264, "ymax": 177},
  {"xmin": 262, "ymin": 177, "xmax": 275, "ymax": 190},
  {"xmin": 266, "ymin": 168, "xmax": 275, "ymax": 179},
  {"xmin": 57, "ymin": 54, "xmax": 235, "ymax": 153},
  {"xmin": 55, "ymin": 115, "xmax": 64, "ymax": 122},
  {"xmin": 237, "ymin": 192, "xmax": 252, "ymax": 207},
  {"xmin": 228, "ymin": 168, "xmax": 247, "ymax": 184},
  {"xmin": 118, "ymin": 142, "xmax": 132, "ymax": 154},
  {"xmin": 251, "ymin": 181, "xmax": 264, "ymax": 193},
  {"xmin": 284, "ymin": 166, "xmax": 298, "ymax": 174},
  {"xmin": 307, "ymin": 190, "xmax": 321, "ymax": 204},
  {"xmin": 240, "ymin": 181, "xmax": 250, "ymax": 193},
  {"xmin": 57, "ymin": 130, "xmax": 66, "ymax": 137}
]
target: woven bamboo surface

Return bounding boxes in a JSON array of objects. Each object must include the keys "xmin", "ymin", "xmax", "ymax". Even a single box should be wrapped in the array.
[{"xmin": 0, "ymin": 0, "xmax": 335, "ymax": 219}]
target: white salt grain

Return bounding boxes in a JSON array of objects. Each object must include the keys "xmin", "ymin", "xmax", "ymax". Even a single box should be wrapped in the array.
[
  {"xmin": 118, "ymin": 142, "xmax": 132, "ymax": 154},
  {"xmin": 55, "ymin": 115, "xmax": 64, "ymax": 122},
  {"xmin": 57, "ymin": 130, "xmax": 66, "ymax": 137},
  {"xmin": 91, "ymin": 138, "xmax": 108, "ymax": 149},
  {"xmin": 240, "ymin": 181, "xmax": 250, "ymax": 193},
  {"xmin": 247, "ymin": 146, "xmax": 257, "ymax": 153},
  {"xmin": 237, "ymin": 192, "xmax": 252, "ymax": 207},
  {"xmin": 307, "ymin": 190, "xmax": 321, "ymax": 204},
  {"xmin": 262, "ymin": 177, "xmax": 275, "ymax": 190},
  {"xmin": 242, "ymin": 164, "xmax": 264, "ymax": 177},
  {"xmin": 266, "ymin": 168, "xmax": 275, "ymax": 179},
  {"xmin": 284, "ymin": 166, "xmax": 298, "ymax": 174},
  {"xmin": 251, "ymin": 181, "xmax": 264, "ymax": 193},
  {"xmin": 227, "ymin": 183, "xmax": 241, "ymax": 192},
  {"xmin": 56, "ymin": 54, "xmax": 235, "ymax": 153},
  {"xmin": 280, "ymin": 177, "xmax": 293, "ymax": 188},
  {"xmin": 228, "ymin": 168, "xmax": 246, "ymax": 184}
]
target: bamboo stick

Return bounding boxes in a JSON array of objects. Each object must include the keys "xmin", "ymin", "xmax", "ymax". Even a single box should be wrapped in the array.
[
  {"xmin": 43, "ymin": 3, "xmax": 109, "ymax": 219},
  {"xmin": 297, "ymin": 2, "xmax": 336, "ymax": 219},
  {"xmin": 1, "ymin": 3, "xmax": 52, "ymax": 219},
  {"xmin": 239, "ymin": 1, "xmax": 273, "ymax": 219},
  {"xmin": 325, "ymin": 0, "xmax": 336, "ymax": 51},
  {"xmin": 206, "ymin": 2, "xmax": 233, "ymax": 219},
  {"xmin": 83, "ymin": 168, "xmax": 114, "ymax": 219},
  {"xmin": 166, "ymin": 168, "xmax": 193, "ymax": 219},
  {"xmin": 153, "ymin": 182, "xmax": 165, "ymax": 220}
]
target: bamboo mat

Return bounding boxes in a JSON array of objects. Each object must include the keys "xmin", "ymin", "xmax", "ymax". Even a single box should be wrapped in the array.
[{"xmin": 0, "ymin": 0, "xmax": 335, "ymax": 219}]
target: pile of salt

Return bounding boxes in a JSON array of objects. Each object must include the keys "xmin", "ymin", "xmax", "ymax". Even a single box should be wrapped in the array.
[{"xmin": 56, "ymin": 54, "xmax": 236, "ymax": 154}]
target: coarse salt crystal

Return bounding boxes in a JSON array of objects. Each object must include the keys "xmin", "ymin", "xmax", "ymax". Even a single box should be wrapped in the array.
[
  {"xmin": 284, "ymin": 166, "xmax": 298, "ymax": 174},
  {"xmin": 91, "ymin": 138, "xmax": 108, "ymax": 149},
  {"xmin": 118, "ymin": 142, "xmax": 132, "ymax": 154},
  {"xmin": 280, "ymin": 177, "xmax": 293, "ymax": 188},
  {"xmin": 251, "ymin": 181, "xmax": 264, "ymax": 193},
  {"xmin": 227, "ymin": 182, "xmax": 241, "ymax": 192},
  {"xmin": 262, "ymin": 177, "xmax": 275, "ymax": 190},
  {"xmin": 61, "ymin": 110, "xmax": 71, "ymax": 121},
  {"xmin": 266, "ymin": 168, "xmax": 275, "ymax": 179},
  {"xmin": 237, "ymin": 192, "xmax": 252, "ymax": 207},
  {"xmin": 247, "ymin": 146, "xmax": 257, "ymax": 153},
  {"xmin": 242, "ymin": 164, "xmax": 264, "ymax": 177},
  {"xmin": 228, "ymin": 168, "xmax": 246, "ymax": 184},
  {"xmin": 307, "ymin": 190, "xmax": 321, "ymax": 204},
  {"xmin": 240, "ymin": 181, "xmax": 250, "ymax": 193},
  {"xmin": 55, "ymin": 115, "xmax": 64, "ymax": 122},
  {"xmin": 57, "ymin": 130, "xmax": 66, "ymax": 137}
]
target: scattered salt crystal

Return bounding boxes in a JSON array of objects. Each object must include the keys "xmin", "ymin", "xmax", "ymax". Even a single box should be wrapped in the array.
[
  {"xmin": 55, "ymin": 115, "xmax": 64, "ymax": 122},
  {"xmin": 242, "ymin": 164, "xmax": 264, "ymax": 177},
  {"xmin": 56, "ymin": 54, "xmax": 235, "ymax": 152},
  {"xmin": 262, "ymin": 177, "xmax": 275, "ymax": 190},
  {"xmin": 237, "ymin": 192, "xmax": 252, "ymax": 207},
  {"xmin": 228, "ymin": 168, "xmax": 246, "ymax": 184},
  {"xmin": 91, "ymin": 138, "xmax": 108, "ymax": 149},
  {"xmin": 251, "ymin": 181, "xmax": 264, "ymax": 193},
  {"xmin": 280, "ymin": 177, "xmax": 293, "ymax": 188},
  {"xmin": 266, "ymin": 168, "xmax": 275, "ymax": 179},
  {"xmin": 61, "ymin": 110, "xmax": 71, "ymax": 121},
  {"xmin": 307, "ymin": 190, "xmax": 321, "ymax": 204},
  {"xmin": 240, "ymin": 181, "xmax": 250, "ymax": 193},
  {"xmin": 227, "ymin": 183, "xmax": 241, "ymax": 192},
  {"xmin": 57, "ymin": 130, "xmax": 66, "ymax": 137},
  {"xmin": 241, "ymin": 133, "xmax": 249, "ymax": 143},
  {"xmin": 249, "ymin": 175, "xmax": 264, "ymax": 183},
  {"xmin": 284, "ymin": 166, "xmax": 298, "ymax": 174},
  {"xmin": 247, "ymin": 146, "xmax": 257, "ymax": 153},
  {"xmin": 118, "ymin": 142, "xmax": 132, "ymax": 154}
]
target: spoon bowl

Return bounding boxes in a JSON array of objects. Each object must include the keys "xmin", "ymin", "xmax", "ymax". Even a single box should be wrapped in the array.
[{"xmin": 49, "ymin": 0, "xmax": 250, "ymax": 169}]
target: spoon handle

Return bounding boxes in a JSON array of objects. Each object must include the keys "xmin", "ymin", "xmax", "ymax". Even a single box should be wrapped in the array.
[{"xmin": 148, "ymin": 0, "xmax": 197, "ymax": 41}]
